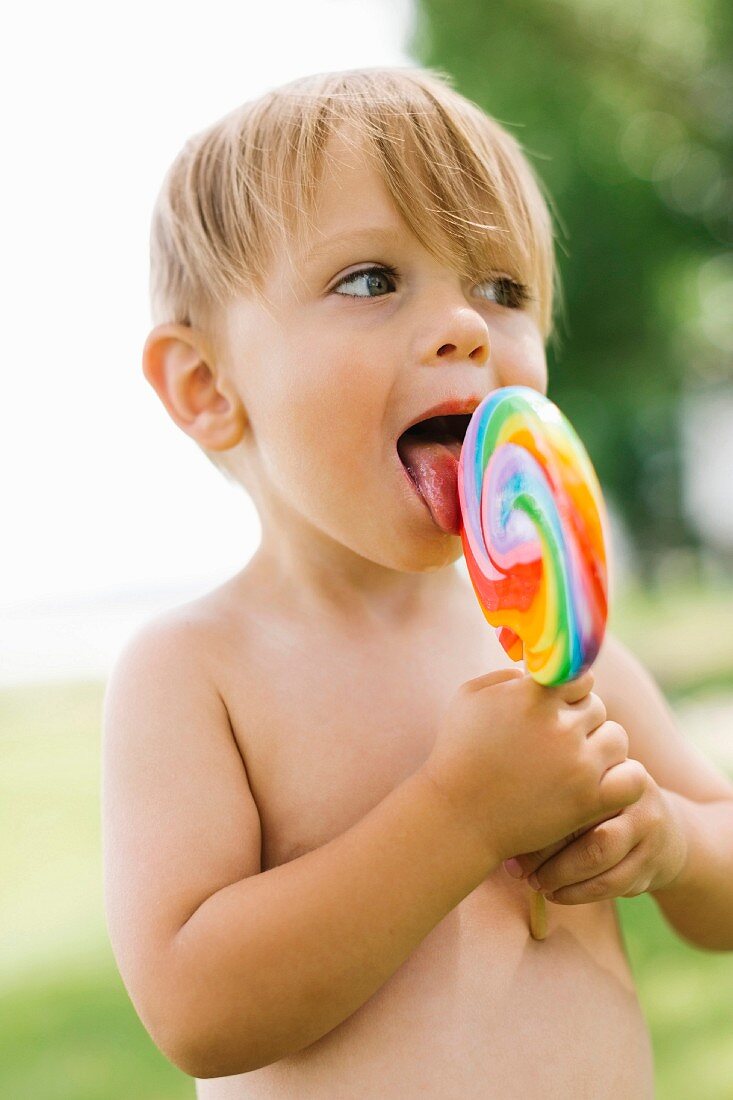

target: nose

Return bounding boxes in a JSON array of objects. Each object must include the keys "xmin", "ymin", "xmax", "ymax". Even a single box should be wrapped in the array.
[{"xmin": 420, "ymin": 303, "xmax": 490, "ymax": 367}]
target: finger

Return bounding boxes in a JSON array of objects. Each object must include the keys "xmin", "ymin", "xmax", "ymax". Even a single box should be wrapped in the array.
[
  {"xmin": 503, "ymin": 823, "xmax": 594, "ymax": 879},
  {"xmin": 566, "ymin": 692, "xmax": 607, "ymax": 735},
  {"xmin": 466, "ymin": 666, "xmax": 524, "ymax": 693},
  {"xmin": 598, "ymin": 758, "xmax": 648, "ymax": 814},
  {"xmin": 543, "ymin": 842, "xmax": 646, "ymax": 905},
  {"xmin": 508, "ymin": 756, "xmax": 638, "ymax": 883},
  {"xmin": 528, "ymin": 816, "xmax": 638, "ymax": 894},
  {"xmin": 503, "ymin": 837, "xmax": 567, "ymax": 879},
  {"xmin": 556, "ymin": 668, "xmax": 595, "ymax": 704},
  {"xmin": 590, "ymin": 721, "xmax": 630, "ymax": 768}
]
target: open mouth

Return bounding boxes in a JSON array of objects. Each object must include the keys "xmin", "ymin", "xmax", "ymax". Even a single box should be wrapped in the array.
[
  {"xmin": 396, "ymin": 414, "xmax": 472, "ymax": 534},
  {"xmin": 396, "ymin": 414, "xmax": 472, "ymax": 463}
]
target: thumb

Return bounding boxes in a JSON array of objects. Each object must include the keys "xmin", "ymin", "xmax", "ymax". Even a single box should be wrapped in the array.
[
  {"xmin": 503, "ymin": 826, "xmax": 590, "ymax": 880},
  {"xmin": 465, "ymin": 666, "xmax": 524, "ymax": 692}
]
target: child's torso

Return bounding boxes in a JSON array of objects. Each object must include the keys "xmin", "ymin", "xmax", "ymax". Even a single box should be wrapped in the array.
[{"xmin": 194, "ymin": 573, "xmax": 654, "ymax": 1098}]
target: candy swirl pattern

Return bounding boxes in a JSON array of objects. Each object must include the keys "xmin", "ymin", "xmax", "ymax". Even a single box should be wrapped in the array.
[{"xmin": 457, "ymin": 386, "xmax": 609, "ymax": 686}]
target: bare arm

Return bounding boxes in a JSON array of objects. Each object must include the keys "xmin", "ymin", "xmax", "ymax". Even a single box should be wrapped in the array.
[
  {"xmin": 652, "ymin": 790, "xmax": 733, "ymax": 951},
  {"xmin": 172, "ymin": 764, "xmax": 489, "ymax": 1077},
  {"xmin": 590, "ymin": 630, "xmax": 733, "ymax": 948},
  {"xmin": 102, "ymin": 615, "xmax": 494, "ymax": 1080}
]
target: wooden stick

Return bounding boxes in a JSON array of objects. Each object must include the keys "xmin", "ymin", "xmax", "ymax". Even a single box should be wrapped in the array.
[
  {"xmin": 511, "ymin": 657, "xmax": 549, "ymax": 941},
  {"xmin": 529, "ymin": 888, "xmax": 547, "ymax": 940}
]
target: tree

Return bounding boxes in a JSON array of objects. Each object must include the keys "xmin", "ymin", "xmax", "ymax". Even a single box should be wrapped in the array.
[{"xmin": 414, "ymin": 0, "xmax": 733, "ymax": 578}]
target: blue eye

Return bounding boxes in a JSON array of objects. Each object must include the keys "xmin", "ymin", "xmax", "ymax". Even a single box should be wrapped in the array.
[
  {"xmin": 333, "ymin": 265, "xmax": 398, "ymax": 298},
  {"xmin": 474, "ymin": 277, "xmax": 531, "ymax": 309}
]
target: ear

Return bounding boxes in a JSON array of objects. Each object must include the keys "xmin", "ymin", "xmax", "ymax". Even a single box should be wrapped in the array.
[{"xmin": 142, "ymin": 323, "xmax": 247, "ymax": 451}]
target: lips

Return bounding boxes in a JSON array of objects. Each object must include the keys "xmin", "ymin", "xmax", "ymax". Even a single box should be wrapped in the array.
[{"xmin": 397, "ymin": 397, "xmax": 484, "ymax": 439}]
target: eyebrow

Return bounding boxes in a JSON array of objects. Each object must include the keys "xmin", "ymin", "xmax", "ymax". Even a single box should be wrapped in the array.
[{"xmin": 304, "ymin": 226, "xmax": 408, "ymax": 264}]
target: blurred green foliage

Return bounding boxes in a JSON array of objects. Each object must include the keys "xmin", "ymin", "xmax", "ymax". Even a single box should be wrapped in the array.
[
  {"xmin": 609, "ymin": 576, "xmax": 733, "ymax": 699},
  {"xmin": 413, "ymin": 0, "xmax": 733, "ymax": 577}
]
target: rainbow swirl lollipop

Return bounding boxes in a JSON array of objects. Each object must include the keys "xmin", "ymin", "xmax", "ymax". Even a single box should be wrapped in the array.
[{"xmin": 457, "ymin": 386, "xmax": 609, "ymax": 686}]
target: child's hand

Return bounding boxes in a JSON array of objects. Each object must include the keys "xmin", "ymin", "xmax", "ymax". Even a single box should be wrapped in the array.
[
  {"xmin": 502, "ymin": 766, "xmax": 688, "ymax": 904},
  {"xmin": 424, "ymin": 668, "xmax": 647, "ymax": 866}
]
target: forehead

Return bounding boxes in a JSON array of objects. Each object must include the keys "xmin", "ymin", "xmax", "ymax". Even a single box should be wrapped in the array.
[
  {"xmin": 264, "ymin": 116, "xmax": 541, "ymax": 327},
  {"xmin": 299, "ymin": 126, "xmax": 406, "ymax": 253}
]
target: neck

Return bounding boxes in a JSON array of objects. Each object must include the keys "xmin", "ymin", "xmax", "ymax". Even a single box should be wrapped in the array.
[{"xmin": 252, "ymin": 510, "xmax": 464, "ymax": 631}]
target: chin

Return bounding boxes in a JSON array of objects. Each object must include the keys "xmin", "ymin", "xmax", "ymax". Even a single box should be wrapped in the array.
[
  {"xmin": 415, "ymin": 535, "xmax": 465, "ymax": 572},
  {"xmin": 376, "ymin": 525, "xmax": 465, "ymax": 574}
]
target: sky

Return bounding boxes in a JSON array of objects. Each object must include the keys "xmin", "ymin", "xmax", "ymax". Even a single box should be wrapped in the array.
[{"xmin": 2, "ymin": 0, "xmax": 413, "ymax": 612}]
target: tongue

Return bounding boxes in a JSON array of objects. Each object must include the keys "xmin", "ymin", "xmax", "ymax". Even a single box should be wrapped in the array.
[{"xmin": 398, "ymin": 437, "xmax": 463, "ymax": 535}]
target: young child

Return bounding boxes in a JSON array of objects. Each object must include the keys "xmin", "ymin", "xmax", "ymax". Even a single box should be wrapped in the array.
[{"xmin": 102, "ymin": 68, "xmax": 733, "ymax": 1097}]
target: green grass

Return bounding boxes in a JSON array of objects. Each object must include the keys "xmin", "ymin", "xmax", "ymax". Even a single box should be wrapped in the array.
[
  {"xmin": 3, "ymin": 581, "xmax": 732, "ymax": 1099},
  {"xmin": 0, "ymin": 680, "xmax": 192, "ymax": 1100},
  {"xmin": 0, "ymin": 954, "xmax": 190, "ymax": 1100},
  {"xmin": 617, "ymin": 896, "xmax": 733, "ymax": 1099}
]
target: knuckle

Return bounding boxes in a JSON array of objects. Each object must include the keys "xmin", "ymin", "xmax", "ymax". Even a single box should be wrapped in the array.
[
  {"xmin": 608, "ymin": 760, "xmax": 646, "ymax": 808},
  {"xmin": 553, "ymin": 710, "xmax": 573, "ymax": 739},
  {"xmin": 605, "ymin": 720, "xmax": 629, "ymax": 751},
  {"xmin": 628, "ymin": 759, "xmax": 649, "ymax": 795},
  {"xmin": 583, "ymin": 840, "xmax": 604, "ymax": 869},
  {"xmin": 589, "ymin": 692, "xmax": 607, "ymax": 725},
  {"xmin": 615, "ymin": 723, "xmax": 630, "ymax": 754}
]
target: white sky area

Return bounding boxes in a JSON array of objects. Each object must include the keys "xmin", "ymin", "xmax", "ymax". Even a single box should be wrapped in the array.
[{"xmin": 1, "ymin": 0, "xmax": 414, "ymax": 682}]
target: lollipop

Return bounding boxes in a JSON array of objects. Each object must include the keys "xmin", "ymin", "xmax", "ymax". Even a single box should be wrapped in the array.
[
  {"xmin": 457, "ymin": 385, "xmax": 610, "ymax": 937},
  {"xmin": 458, "ymin": 385, "xmax": 609, "ymax": 685}
]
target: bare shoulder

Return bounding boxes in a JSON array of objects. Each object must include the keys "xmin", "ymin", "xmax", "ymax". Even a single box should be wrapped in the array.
[
  {"xmin": 109, "ymin": 596, "xmax": 218, "ymax": 678},
  {"xmin": 107, "ymin": 567, "xmax": 266, "ymax": 684},
  {"xmin": 103, "ymin": 599, "xmax": 229, "ymax": 751}
]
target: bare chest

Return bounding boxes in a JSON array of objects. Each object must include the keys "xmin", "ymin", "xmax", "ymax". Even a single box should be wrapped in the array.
[
  {"xmin": 206, "ymin": 603, "xmax": 653, "ymax": 1098},
  {"xmin": 221, "ymin": 610, "xmax": 502, "ymax": 871}
]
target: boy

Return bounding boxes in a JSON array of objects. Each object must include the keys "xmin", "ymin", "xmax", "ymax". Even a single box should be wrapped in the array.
[{"xmin": 102, "ymin": 68, "xmax": 733, "ymax": 1097}]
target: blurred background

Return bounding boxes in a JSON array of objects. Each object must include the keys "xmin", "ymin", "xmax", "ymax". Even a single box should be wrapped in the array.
[{"xmin": 2, "ymin": 0, "xmax": 731, "ymax": 1096}]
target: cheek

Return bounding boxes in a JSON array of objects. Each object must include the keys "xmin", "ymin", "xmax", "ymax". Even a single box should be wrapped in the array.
[
  {"xmin": 493, "ymin": 321, "xmax": 548, "ymax": 392},
  {"xmin": 258, "ymin": 337, "xmax": 385, "ymax": 498},
  {"xmin": 524, "ymin": 348, "xmax": 548, "ymax": 394}
]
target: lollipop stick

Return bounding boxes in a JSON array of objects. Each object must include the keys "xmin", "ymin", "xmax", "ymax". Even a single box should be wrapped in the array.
[
  {"xmin": 529, "ymin": 889, "xmax": 547, "ymax": 940},
  {"xmin": 519, "ymin": 652, "xmax": 548, "ymax": 941}
]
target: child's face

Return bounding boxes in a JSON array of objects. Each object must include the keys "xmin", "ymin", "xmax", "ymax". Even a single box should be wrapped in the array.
[{"xmin": 216, "ymin": 127, "xmax": 548, "ymax": 575}]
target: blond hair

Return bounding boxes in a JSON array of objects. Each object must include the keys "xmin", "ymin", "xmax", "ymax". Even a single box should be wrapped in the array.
[{"xmin": 149, "ymin": 67, "xmax": 562, "ymax": 480}]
